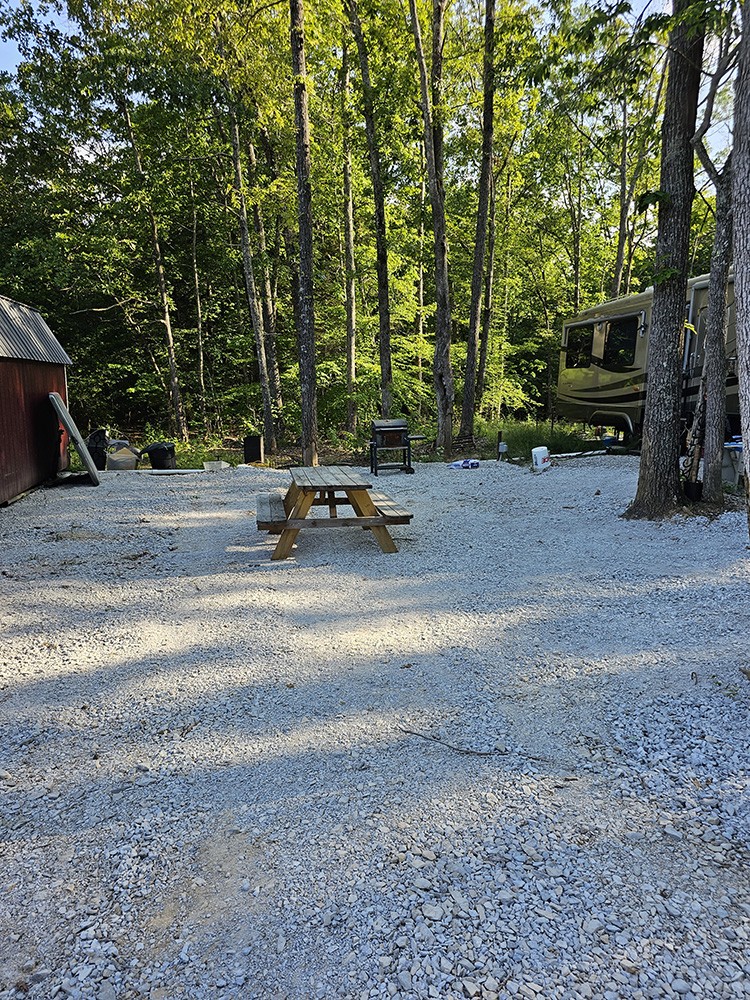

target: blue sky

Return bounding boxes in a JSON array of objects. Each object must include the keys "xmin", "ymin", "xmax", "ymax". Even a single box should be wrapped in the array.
[{"xmin": 0, "ymin": 36, "xmax": 19, "ymax": 74}]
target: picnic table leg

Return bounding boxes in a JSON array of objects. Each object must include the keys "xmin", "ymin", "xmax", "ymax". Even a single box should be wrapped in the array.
[
  {"xmin": 272, "ymin": 490, "xmax": 315, "ymax": 560},
  {"xmin": 346, "ymin": 489, "xmax": 398, "ymax": 554},
  {"xmin": 283, "ymin": 483, "xmax": 303, "ymax": 516}
]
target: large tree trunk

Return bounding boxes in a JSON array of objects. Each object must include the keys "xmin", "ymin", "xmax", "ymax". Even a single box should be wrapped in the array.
[
  {"xmin": 226, "ymin": 96, "xmax": 277, "ymax": 456},
  {"xmin": 409, "ymin": 0, "xmax": 455, "ymax": 457},
  {"xmin": 345, "ymin": 0, "xmax": 392, "ymax": 418},
  {"xmin": 701, "ymin": 162, "xmax": 732, "ymax": 505},
  {"xmin": 121, "ymin": 99, "xmax": 188, "ymax": 442},
  {"xmin": 458, "ymin": 0, "xmax": 494, "ymax": 442},
  {"xmin": 341, "ymin": 41, "xmax": 358, "ymax": 434},
  {"xmin": 291, "ymin": 0, "xmax": 318, "ymax": 466},
  {"xmin": 625, "ymin": 0, "xmax": 704, "ymax": 519},
  {"xmin": 733, "ymin": 6, "xmax": 750, "ymax": 537}
]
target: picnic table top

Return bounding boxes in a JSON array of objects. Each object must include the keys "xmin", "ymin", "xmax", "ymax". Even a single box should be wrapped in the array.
[{"xmin": 289, "ymin": 466, "xmax": 373, "ymax": 490}]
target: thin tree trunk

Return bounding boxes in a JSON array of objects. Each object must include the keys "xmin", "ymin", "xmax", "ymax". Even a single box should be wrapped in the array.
[
  {"xmin": 226, "ymin": 96, "xmax": 277, "ymax": 455},
  {"xmin": 459, "ymin": 0, "xmax": 494, "ymax": 442},
  {"xmin": 409, "ymin": 0, "xmax": 455, "ymax": 457},
  {"xmin": 187, "ymin": 165, "xmax": 209, "ymax": 436},
  {"xmin": 247, "ymin": 141, "xmax": 284, "ymax": 434},
  {"xmin": 691, "ymin": 32, "xmax": 736, "ymax": 505},
  {"xmin": 612, "ymin": 99, "xmax": 630, "ymax": 299},
  {"xmin": 341, "ymin": 41, "xmax": 358, "ymax": 434},
  {"xmin": 477, "ymin": 169, "xmax": 498, "ymax": 409},
  {"xmin": 626, "ymin": 0, "xmax": 705, "ymax": 519},
  {"xmin": 700, "ymin": 163, "xmax": 732, "ymax": 505},
  {"xmin": 121, "ymin": 99, "xmax": 188, "ymax": 441},
  {"xmin": 283, "ymin": 226, "xmax": 302, "ymax": 356},
  {"xmin": 345, "ymin": 0, "xmax": 392, "ymax": 417},
  {"xmin": 291, "ymin": 0, "xmax": 318, "ymax": 466},
  {"xmin": 415, "ymin": 142, "xmax": 426, "ymax": 414},
  {"xmin": 612, "ymin": 64, "xmax": 666, "ymax": 298},
  {"xmin": 733, "ymin": 5, "xmax": 750, "ymax": 536}
]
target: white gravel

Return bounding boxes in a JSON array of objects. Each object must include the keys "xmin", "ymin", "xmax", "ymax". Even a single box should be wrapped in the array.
[{"xmin": 1, "ymin": 455, "xmax": 749, "ymax": 1000}]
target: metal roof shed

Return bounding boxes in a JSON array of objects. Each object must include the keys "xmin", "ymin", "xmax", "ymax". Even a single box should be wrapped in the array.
[{"xmin": 0, "ymin": 296, "xmax": 72, "ymax": 505}]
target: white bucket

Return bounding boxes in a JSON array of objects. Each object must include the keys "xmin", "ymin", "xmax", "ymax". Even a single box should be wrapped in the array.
[{"xmin": 531, "ymin": 446, "xmax": 551, "ymax": 473}]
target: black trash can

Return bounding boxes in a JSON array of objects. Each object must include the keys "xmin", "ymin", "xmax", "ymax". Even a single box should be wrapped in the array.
[
  {"xmin": 142, "ymin": 442, "xmax": 176, "ymax": 469},
  {"xmin": 244, "ymin": 434, "xmax": 264, "ymax": 464}
]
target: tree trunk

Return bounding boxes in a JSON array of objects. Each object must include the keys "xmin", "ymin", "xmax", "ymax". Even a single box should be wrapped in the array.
[
  {"xmin": 477, "ymin": 169, "xmax": 498, "ymax": 409},
  {"xmin": 458, "ymin": 0, "xmax": 494, "ymax": 442},
  {"xmin": 415, "ymin": 142, "xmax": 426, "ymax": 413},
  {"xmin": 247, "ymin": 141, "xmax": 284, "ymax": 437},
  {"xmin": 625, "ymin": 0, "xmax": 704, "ymax": 519},
  {"xmin": 341, "ymin": 41, "xmax": 358, "ymax": 434},
  {"xmin": 226, "ymin": 96, "xmax": 277, "ymax": 456},
  {"xmin": 611, "ymin": 64, "xmax": 666, "ymax": 299},
  {"xmin": 188, "ymin": 165, "xmax": 209, "ymax": 436},
  {"xmin": 409, "ymin": 0, "xmax": 455, "ymax": 457},
  {"xmin": 701, "ymin": 162, "xmax": 732, "ymax": 505},
  {"xmin": 121, "ymin": 99, "xmax": 188, "ymax": 442},
  {"xmin": 345, "ymin": 0, "xmax": 392, "ymax": 417},
  {"xmin": 612, "ymin": 99, "xmax": 630, "ymax": 299},
  {"xmin": 733, "ymin": 6, "xmax": 750, "ymax": 536},
  {"xmin": 291, "ymin": 0, "xmax": 318, "ymax": 466}
]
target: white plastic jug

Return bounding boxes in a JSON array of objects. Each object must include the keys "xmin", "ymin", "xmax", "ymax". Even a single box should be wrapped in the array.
[{"xmin": 531, "ymin": 446, "xmax": 550, "ymax": 473}]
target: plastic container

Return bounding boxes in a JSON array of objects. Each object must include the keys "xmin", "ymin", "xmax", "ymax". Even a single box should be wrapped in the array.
[
  {"xmin": 203, "ymin": 460, "xmax": 230, "ymax": 471},
  {"xmin": 106, "ymin": 447, "xmax": 139, "ymax": 471},
  {"xmin": 531, "ymin": 446, "xmax": 551, "ymax": 473},
  {"xmin": 142, "ymin": 442, "xmax": 176, "ymax": 470}
]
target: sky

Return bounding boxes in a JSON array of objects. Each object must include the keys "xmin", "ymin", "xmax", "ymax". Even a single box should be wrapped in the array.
[{"xmin": 0, "ymin": 36, "xmax": 19, "ymax": 74}]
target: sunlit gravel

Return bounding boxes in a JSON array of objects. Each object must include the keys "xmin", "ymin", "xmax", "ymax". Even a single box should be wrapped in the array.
[{"xmin": 1, "ymin": 455, "xmax": 748, "ymax": 1000}]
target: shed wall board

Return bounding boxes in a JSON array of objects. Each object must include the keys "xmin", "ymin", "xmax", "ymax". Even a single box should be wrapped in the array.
[{"xmin": 0, "ymin": 358, "xmax": 68, "ymax": 505}]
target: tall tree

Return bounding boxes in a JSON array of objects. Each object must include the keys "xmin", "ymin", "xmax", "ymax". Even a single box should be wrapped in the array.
[
  {"xmin": 225, "ymin": 94, "xmax": 277, "ymax": 456},
  {"xmin": 626, "ymin": 0, "xmax": 705, "ymax": 519},
  {"xmin": 458, "ymin": 0, "xmax": 495, "ymax": 442},
  {"xmin": 691, "ymin": 24, "xmax": 737, "ymax": 506},
  {"xmin": 409, "ymin": 0, "xmax": 455, "ymax": 456},
  {"xmin": 246, "ymin": 140, "xmax": 284, "ymax": 435},
  {"xmin": 120, "ymin": 96, "xmax": 189, "ymax": 442},
  {"xmin": 341, "ymin": 40, "xmax": 358, "ymax": 434},
  {"xmin": 345, "ymin": 0, "xmax": 393, "ymax": 418},
  {"xmin": 290, "ymin": 0, "xmax": 318, "ymax": 466},
  {"xmin": 733, "ymin": 0, "xmax": 750, "ymax": 535}
]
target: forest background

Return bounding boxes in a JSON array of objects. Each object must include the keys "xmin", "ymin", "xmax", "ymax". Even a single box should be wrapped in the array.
[{"xmin": 0, "ymin": 0, "xmax": 735, "ymax": 461}]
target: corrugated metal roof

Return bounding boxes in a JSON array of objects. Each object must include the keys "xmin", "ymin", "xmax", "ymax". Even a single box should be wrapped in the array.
[{"xmin": 0, "ymin": 295, "xmax": 72, "ymax": 365}]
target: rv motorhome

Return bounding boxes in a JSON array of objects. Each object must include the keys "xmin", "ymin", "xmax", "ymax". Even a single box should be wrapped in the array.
[{"xmin": 556, "ymin": 274, "xmax": 739, "ymax": 440}]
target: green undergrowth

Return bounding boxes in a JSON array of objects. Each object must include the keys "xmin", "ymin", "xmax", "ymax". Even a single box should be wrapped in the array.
[{"xmin": 474, "ymin": 418, "xmax": 600, "ymax": 461}]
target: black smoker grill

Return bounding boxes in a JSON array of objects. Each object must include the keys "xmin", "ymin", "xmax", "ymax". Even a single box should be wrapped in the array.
[{"xmin": 369, "ymin": 419, "xmax": 423, "ymax": 475}]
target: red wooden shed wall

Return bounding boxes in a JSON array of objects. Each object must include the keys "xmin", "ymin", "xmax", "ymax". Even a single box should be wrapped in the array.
[{"xmin": 0, "ymin": 358, "xmax": 68, "ymax": 505}]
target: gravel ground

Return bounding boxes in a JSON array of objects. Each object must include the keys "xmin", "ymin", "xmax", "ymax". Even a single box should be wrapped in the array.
[{"xmin": 1, "ymin": 455, "xmax": 749, "ymax": 1000}]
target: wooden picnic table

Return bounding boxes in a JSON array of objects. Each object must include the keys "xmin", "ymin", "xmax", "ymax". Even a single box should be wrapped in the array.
[{"xmin": 256, "ymin": 465, "xmax": 412, "ymax": 560}]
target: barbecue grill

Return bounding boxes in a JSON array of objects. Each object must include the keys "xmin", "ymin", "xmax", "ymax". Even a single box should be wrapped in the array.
[{"xmin": 369, "ymin": 418, "xmax": 423, "ymax": 475}]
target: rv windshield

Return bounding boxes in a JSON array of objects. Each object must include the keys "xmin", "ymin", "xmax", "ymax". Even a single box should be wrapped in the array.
[
  {"xmin": 564, "ymin": 323, "xmax": 594, "ymax": 369},
  {"xmin": 604, "ymin": 315, "xmax": 638, "ymax": 369}
]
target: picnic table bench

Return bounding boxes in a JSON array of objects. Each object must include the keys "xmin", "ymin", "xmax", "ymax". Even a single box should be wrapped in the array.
[{"xmin": 256, "ymin": 465, "xmax": 412, "ymax": 560}]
